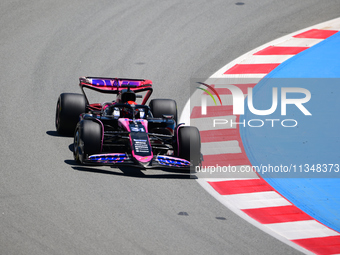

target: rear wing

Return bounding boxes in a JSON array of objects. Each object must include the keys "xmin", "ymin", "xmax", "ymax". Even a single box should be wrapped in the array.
[{"xmin": 79, "ymin": 76, "xmax": 153, "ymax": 105}]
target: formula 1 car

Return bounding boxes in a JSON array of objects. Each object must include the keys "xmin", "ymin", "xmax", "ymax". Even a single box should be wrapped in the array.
[{"xmin": 55, "ymin": 77, "xmax": 202, "ymax": 169}]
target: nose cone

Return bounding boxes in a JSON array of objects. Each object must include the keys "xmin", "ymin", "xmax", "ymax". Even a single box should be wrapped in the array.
[
  {"xmin": 134, "ymin": 155, "xmax": 153, "ymax": 163},
  {"xmin": 133, "ymin": 155, "xmax": 153, "ymax": 168}
]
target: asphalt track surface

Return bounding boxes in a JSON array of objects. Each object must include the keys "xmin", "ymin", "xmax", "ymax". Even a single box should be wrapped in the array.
[{"xmin": 1, "ymin": 1, "xmax": 340, "ymax": 254}]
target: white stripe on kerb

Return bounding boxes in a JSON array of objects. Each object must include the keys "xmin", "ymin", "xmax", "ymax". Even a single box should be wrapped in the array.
[
  {"xmin": 208, "ymin": 77, "xmax": 262, "ymax": 85},
  {"xmin": 222, "ymin": 191, "xmax": 292, "ymax": 210},
  {"xmin": 266, "ymin": 220, "xmax": 340, "ymax": 240},
  {"xmin": 238, "ymin": 55, "xmax": 291, "ymax": 64},
  {"xmin": 201, "ymin": 141, "xmax": 241, "ymax": 155},
  {"xmin": 276, "ymin": 38, "xmax": 323, "ymax": 47}
]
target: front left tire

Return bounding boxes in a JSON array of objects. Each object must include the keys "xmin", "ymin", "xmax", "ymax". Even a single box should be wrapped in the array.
[
  {"xmin": 74, "ymin": 119, "xmax": 102, "ymax": 164},
  {"xmin": 55, "ymin": 93, "xmax": 86, "ymax": 136}
]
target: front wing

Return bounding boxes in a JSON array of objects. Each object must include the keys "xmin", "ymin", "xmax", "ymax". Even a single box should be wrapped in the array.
[{"xmin": 83, "ymin": 153, "xmax": 192, "ymax": 169}]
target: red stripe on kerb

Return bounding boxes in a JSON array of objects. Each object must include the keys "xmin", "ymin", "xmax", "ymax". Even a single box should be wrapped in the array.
[
  {"xmin": 191, "ymin": 105, "xmax": 234, "ymax": 118},
  {"xmin": 293, "ymin": 29, "xmax": 338, "ymax": 39},
  {"xmin": 242, "ymin": 205, "xmax": 313, "ymax": 224},
  {"xmin": 292, "ymin": 236, "xmax": 340, "ymax": 255},
  {"xmin": 200, "ymin": 129, "xmax": 241, "ymax": 143},
  {"xmin": 254, "ymin": 46, "xmax": 309, "ymax": 55},
  {"xmin": 202, "ymin": 153, "xmax": 251, "ymax": 167},
  {"xmin": 208, "ymin": 178, "xmax": 273, "ymax": 195},
  {"xmin": 203, "ymin": 84, "xmax": 257, "ymax": 95},
  {"xmin": 224, "ymin": 63, "xmax": 280, "ymax": 74}
]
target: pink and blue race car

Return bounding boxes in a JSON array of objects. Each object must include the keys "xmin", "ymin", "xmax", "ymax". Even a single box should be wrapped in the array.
[{"xmin": 55, "ymin": 77, "xmax": 202, "ymax": 169}]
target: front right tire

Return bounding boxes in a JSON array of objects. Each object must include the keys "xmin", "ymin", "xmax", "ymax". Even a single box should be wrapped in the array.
[
  {"xmin": 177, "ymin": 126, "xmax": 201, "ymax": 167},
  {"xmin": 149, "ymin": 99, "xmax": 178, "ymax": 123}
]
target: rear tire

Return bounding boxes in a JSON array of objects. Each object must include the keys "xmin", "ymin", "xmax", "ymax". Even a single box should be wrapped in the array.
[
  {"xmin": 149, "ymin": 99, "xmax": 178, "ymax": 123},
  {"xmin": 177, "ymin": 126, "xmax": 201, "ymax": 167},
  {"xmin": 55, "ymin": 93, "xmax": 86, "ymax": 136},
  {"xmin": 74, "ymin": 120, "xmax": 102, "ymax": 164}
]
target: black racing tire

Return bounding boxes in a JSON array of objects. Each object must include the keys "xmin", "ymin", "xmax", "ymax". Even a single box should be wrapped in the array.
[
  {"xmin": 55, "ymin": 93, "xmax": 86, "ymax": 136},
  {"xmin": 149, "ymin": 99, "xmax": 178, "ymax": 123},
  {"xmin": 74, "ymin": 120, "xmax": 102, "ymax": 164},
  {"xmin": 177, "ymin": 126, "xmax": 201, "ymax": 167}
]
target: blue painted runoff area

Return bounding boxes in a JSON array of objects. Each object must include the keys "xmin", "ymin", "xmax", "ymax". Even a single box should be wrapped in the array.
[{"xmin": 240, "ymin": 31, "xmax": 340, "ymax": 232}]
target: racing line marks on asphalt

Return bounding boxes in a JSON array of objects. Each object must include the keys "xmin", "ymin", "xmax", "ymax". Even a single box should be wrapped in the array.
[{"xmin": 190, "ymin": 20, "xmax": 340, "ymax": 254}]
